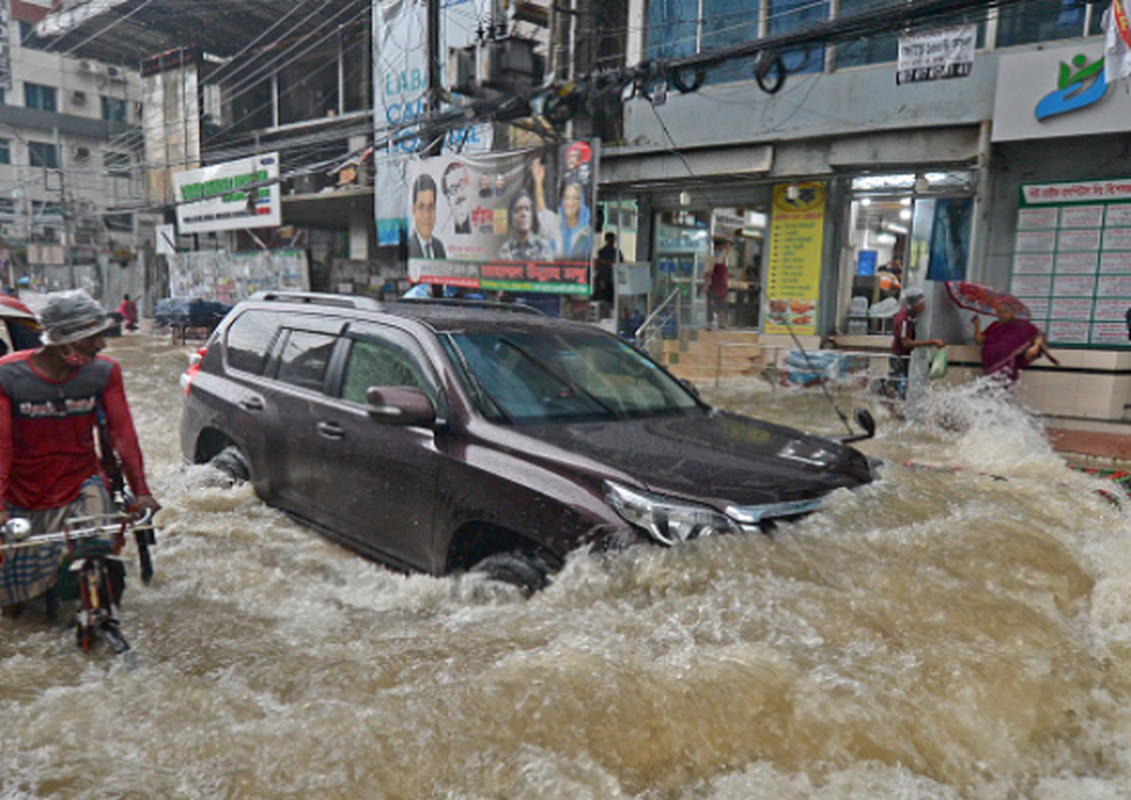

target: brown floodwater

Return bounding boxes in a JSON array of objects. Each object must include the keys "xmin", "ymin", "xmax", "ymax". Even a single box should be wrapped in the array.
[{"xmin": 3, "ymin": 334, "xmax": 1131, "ymax": 799}]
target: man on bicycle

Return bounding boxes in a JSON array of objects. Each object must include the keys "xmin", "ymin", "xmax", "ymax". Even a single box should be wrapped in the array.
[{"xmin": 0, "ymin": 290, "xmax": 160, "ymax": 618}]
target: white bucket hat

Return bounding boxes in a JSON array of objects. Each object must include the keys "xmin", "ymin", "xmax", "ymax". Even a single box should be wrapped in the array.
[{"xmin": 39, "ymin": 290, "xmax": 113, "ymax": 346}]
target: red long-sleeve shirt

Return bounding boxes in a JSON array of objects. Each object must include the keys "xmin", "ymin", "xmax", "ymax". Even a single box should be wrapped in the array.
[{"xmin": 0, "ymin": 351, "xmax": 150, "ymax": 510}]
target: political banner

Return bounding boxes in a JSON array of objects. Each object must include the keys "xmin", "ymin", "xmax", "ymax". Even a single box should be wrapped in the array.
[
  {"xmin": 406, "ymin": 140, "xmax": 598, "ymax": 295},
  {"xmin": 374, "ymin": 0, "xmax": 492, "ymax": 246}
]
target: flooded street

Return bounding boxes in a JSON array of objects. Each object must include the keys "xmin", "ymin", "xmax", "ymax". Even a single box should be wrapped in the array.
[{"xmin": 5, "ymin": 333, "xmax": 1131, "ymax": 798}]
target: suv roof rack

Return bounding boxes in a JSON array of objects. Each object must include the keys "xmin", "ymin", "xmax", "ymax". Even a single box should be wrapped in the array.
[
  {"xmin": 395, "ymin": 297, "xmax": 546, "ymax": 315},
  {"xmin": 250, "ymin": 291, "xmax": 383, "ymax": 311}
]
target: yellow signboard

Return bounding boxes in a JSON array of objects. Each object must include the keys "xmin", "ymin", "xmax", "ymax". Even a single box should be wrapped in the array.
[{"xmin": 764, "ymin": 182, "xmax": 826, "ymax": 336}]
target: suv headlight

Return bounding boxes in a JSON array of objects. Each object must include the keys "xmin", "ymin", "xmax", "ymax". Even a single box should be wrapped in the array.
[{"xmin": 604, "ymin": 481, "xmax": 740, "ymax": 546}]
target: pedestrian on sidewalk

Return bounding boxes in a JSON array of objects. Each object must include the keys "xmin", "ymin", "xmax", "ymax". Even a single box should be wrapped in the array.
[
  {"xmin": 704, "ymin": 235, "xmax": 731, "ymax": 330},
  {"xmin": 888, "ymin": 287, "xmax": 944, "ymax": 399},
  {"xmin": 118, "ymin": 293, "xmax": 138, "ymax": 332}
]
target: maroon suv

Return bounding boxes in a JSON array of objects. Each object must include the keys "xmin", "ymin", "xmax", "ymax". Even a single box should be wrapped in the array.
[{"xmin": 180, "ymin": 292, "xmax": 875, "ymax": 592}]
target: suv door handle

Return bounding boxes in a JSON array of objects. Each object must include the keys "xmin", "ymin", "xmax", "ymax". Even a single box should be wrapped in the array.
[
  {"xmin": 316, "ymin": 421, "xmax": 344, "ymax": 439},
  {"xmin": 239, "ymin": 396, "xmax": 264, "ymax": 411}
]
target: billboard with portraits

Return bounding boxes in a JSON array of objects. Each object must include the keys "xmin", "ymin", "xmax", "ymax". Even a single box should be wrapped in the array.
[{"xmin": 406, "ymin": 140, "xmax": 598, "ymax": 295}]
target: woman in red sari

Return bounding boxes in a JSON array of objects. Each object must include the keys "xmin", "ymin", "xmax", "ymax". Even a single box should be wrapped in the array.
[{"xmin": 973, "ymin": 306, "xmax": 1058, "ymax": 384}]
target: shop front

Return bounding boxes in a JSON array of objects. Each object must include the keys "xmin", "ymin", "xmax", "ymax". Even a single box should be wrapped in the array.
[
  {"xmin": 977, "ymin": 38, "xmax": 1131, "ymax": 451},
  {"xmin": 837, "ymin": 170, "xmax": 977, "ymax": 340}
]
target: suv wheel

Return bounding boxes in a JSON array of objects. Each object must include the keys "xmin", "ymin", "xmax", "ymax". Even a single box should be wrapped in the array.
[
  {"xmin": 209, "ymin": 446, "xmax": 250, "ymax": 484},
  {"xmin": 471, "ymin": 551, "xmax": 555, "ymax": 596}
]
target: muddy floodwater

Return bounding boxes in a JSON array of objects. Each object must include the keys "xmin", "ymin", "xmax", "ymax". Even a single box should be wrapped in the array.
[{"xmin": 5, "ymin": 334, "xmax": 1131, "ymax": 799}]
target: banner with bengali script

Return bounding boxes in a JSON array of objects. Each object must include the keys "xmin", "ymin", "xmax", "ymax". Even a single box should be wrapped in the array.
[
  {"xmin": 406, "ymin": 140, "xmax": 598, "ymax": 295},
  {"xmin": 763, "ymin": 183, "xmax": 826, "ymax": 336}
]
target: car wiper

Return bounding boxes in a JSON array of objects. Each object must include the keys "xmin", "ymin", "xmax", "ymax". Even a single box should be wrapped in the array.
[
  {"xmin": 443, "ymin": 334, "xmax": 516, "ymax": 424},
  {"xmin": 496, "ymin": 337, "xmax": 620, "ymax": 419}
]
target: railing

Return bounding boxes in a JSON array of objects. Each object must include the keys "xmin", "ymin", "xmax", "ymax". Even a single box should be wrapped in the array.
[
  {"xmin": 635, "ymin": 289, "xmax": 681, "ymax": 360},
  {"xmin": 705, "ymin": 345, "xmax": 908, "ymax": 398}
]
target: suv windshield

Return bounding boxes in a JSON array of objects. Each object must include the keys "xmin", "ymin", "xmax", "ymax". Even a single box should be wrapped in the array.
[{"xmin": 447, "ymin": 329, "xmax": 701, "ymax": 423}]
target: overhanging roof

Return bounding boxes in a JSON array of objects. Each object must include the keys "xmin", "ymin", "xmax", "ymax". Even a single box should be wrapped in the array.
[{"xmin": 27, "ymin": 0, "xmax": 368, "ymax": 65}]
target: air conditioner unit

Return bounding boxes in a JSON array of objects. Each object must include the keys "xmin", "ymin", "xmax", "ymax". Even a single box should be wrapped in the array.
[
  {"xmin": 74, "ymin": 146, "xmax": 91, "ymax": 159},
  {"xmin": 79, "ymin": 60, "xmax": 102, "ymax": 76},
  {"xmin": 71, "ymin": 90, "xmax": 87, "ymax": 104},
  {"xmin": 105, "ymin": 65, "xmax": 127, "ymax": 82}
]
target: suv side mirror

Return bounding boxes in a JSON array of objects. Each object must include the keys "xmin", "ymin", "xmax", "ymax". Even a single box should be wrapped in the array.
[
  {"xmin": 839, "ymin": 407, "xmax": 877, "ymax": 444},
  {"xmin": 366, "ymin": 386, "xmax": 437, "ymax": 427}
]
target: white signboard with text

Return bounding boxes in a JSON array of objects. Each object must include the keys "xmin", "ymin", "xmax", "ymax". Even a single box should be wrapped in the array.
[
  {"xmin": 174, "ymin": 153, "xmax": 281, "ymax": 235},
  {"xmin": 1011, "ymin": 178, "xmax": 1131, "ymax": 346},
  {"xmin": 896, "ymin": 26, "xmax": 975, "ymax": 85}
]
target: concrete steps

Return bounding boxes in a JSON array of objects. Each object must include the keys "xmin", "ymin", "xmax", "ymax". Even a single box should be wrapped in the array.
[{"xmin": 660, "ymin": 329, "xmax": 767, "ymax": 383}]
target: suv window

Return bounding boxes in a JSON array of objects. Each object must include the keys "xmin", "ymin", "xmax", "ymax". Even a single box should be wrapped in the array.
[
  {"xmin": 225, "ymin": 310, "xmax": 283, "ymax": 375},
  {"xmin": 276, "ymin": 329, "xmax": 338, "ymax": 392},
  {"xmin": 341, "ymin": 339, "xmax": 429, "ymax": 404}
]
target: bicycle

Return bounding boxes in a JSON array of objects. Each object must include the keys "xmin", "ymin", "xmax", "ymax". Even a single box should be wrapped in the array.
[{"xmin": 0, "ymin": 508, "xmax": 156, "ymax": 654}]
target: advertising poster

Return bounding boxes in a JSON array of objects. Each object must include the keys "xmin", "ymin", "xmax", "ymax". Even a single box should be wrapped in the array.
[
  {"xmin": 374, "ymin": 0, "xmax": 492, "ymax": 246},
  {"xmin": 1012, "ymin": 177, "xmax": 1131, "ymax": 346},
  {"xmin": 406, "ymin": 140, "xmax": 597, "ymax": 295},
  {"xmin": 926, "ymin": 196, "xmax": 973, "ymax": 281},
  {"xmin": 763, "ymin": 183, "xmax": 825, "ymax": 336},
  {"xmin": 173, "ymin": 153, "xmax": 281, "ymax": 234}
]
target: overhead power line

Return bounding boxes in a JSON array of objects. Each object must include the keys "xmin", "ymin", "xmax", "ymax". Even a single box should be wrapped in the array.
[{"xmin": 393, "ymin": 0, "xmax": 1063, "ymax": 150}]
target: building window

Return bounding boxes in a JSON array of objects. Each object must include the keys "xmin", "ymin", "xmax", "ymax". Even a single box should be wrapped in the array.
[
  {"xmin": 104, "ymin": 213, "xmax": 133, "ymax": 232},
  {"xmin": 18, "ymin": 21, "xmax": 34, "ymax": 45},
  {"xmin": 28, "ymin": 141, "xmax": 59, "ymax": 169},
  {"xmin": 702, "ymin": 0, "xmax": 761, "ymax": 85},
  {"xmin": 767, "ymin": 0, "xmax": 827, "ymax": 73},
  {"xmin": 104, "ymin": 151, "xmax": 131, "ymax": 178},
  {"xmin": 0, "ymin": 88, "xmax": 5, "ymax": 105},
  {"xmin": 101, "ymin": 96, "xmax": 128, "ymax": 122},
  {"xmin": 645, "ymin": 0, "xmax": 699, "ymax": 62},
  {"xmin": 836, "ymin": 0, "xmax": 900, "ymax": 67},
  {"xmin": 32, "ymin": 201, "xmax": 63, "ymax": 219},
  {"xmin": 997, "ymin": 0, "xmax": 1087, "ymax": 48},
  {"xmin": 24, "ymin": 83, "xmax": 57, "ymax": 112},
  {"xmin": 0, "ymin": 139, "xmax": 10, "ymax": 165}
]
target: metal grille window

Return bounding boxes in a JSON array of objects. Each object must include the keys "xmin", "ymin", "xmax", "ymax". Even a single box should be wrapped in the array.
[
  {"xmin": 24, "ymin": 83, "xmax": 57, "ymax": 112},
  {"xmin": 0, "ymin": 139, "xmax": 10, "ymax": 165},
  {"xmin": 28, "ymin": 141, "xmax": 59, "ymax": 169}
]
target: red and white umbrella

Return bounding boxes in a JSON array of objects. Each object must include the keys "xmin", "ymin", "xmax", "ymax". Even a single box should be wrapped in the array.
[{"xmin": 944, "ymin": 281, "xmax": 1031, "ymax": 320}]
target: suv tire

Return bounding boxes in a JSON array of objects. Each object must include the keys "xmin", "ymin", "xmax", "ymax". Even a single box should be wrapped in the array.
[
  {"xmin": 471, "ymin": 551, "xmax": 554, "ymax": 595},
  {"xmin": 209, "ymin": 446, "xmax": 250, "ymax": 484}
]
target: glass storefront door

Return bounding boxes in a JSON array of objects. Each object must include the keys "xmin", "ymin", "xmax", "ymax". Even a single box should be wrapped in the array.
[{"xmin": 840, "ymin": 171, "xmax": 975, "ymax": 336}]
